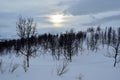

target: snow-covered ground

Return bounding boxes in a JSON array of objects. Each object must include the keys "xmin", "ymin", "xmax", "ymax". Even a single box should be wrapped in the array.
[{"xmin": 0, "ymin": 47, "xmax": 120, "ymax": 80}]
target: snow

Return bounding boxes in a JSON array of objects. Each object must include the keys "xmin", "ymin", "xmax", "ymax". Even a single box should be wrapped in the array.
[{"xmin": 0, "ymin": 47, "xmax": 120, "ymax": 80}]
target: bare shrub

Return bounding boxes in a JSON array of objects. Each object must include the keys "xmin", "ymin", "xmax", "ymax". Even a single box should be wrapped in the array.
[
  {"xmin": 0, "ymin": 59, "xmax": 2, "ymax": 69},
  {"xmin": 0, "ymin": 59, "xmax": 4, "ymax": 73},
  {"xmin": 8, "ymin": 61, "xmax": 19, "ymax": 73},
  {"xmin": 10, "ymin": 64, "xmax": 19, "ymax": 73},
  {"xmin": 0, "ymin": 59, "xmax": 19, "ymax": 74},
  {"xmin": 76, "ymin": 74, "xmax": 84, "ymax": 80},
  {"xmin": 56, "ymin": 60, "xmax": 69, "ymax": 76}
]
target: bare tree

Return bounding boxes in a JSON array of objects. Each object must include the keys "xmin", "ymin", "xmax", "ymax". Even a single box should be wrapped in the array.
[
  {"xmin": 16, "ymin": 16, "xmax": 38, "ymax": 68},
  {"xmin": 113, "ymin": 43, "xmax": 120, "ymax": 67},
  {"xmin": 106, "ymin": 28, "xmax": 120, "ymax": 67},
  {"xmin": 16, "ymin": 16, "xmax": 36, "ymax": 39}
]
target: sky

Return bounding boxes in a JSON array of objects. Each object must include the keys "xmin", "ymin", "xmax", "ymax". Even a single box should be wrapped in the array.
[{"xmin": 0, "ymin": 0, "xmax": 120, "ymax": 38}]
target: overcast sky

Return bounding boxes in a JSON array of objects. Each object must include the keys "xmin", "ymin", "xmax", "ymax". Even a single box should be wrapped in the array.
[{"xmin": 0, "ymin": 0, "xmax": 120, "ymax": 38}]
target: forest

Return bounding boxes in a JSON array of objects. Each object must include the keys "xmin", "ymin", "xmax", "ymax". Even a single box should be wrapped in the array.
[{"xmin": 0, "ymin": 21, "xmax": 120, "ymax": 67}]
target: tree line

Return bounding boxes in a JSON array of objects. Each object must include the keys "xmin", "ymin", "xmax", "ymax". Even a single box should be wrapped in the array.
[{"xmin": 0, "ymin": 17, "xmax": 120, "ymax": 67}]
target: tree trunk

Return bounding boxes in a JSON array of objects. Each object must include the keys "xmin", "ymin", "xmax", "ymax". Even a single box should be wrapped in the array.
[
  {"xmin": 114, "ymin": 44, "xmax": 119, "ymax": 67},
  {"xmin": 114, "ymin": 53, "xmax": 117, "ymax": 67},
  {"xmin": 27, "ymin": 55, "xmax": 29, "ymax": 67}
]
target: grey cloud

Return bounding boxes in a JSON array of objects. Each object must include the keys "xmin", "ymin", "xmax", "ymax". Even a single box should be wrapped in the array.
[
  {"xmin": 37, "ymin": 27, "xmax": 69, "ymax": 34},
  {"xmin": 35, "ymin": 16, "xmax": 50, "ymax": 24},
  {"xmin": 64, "ymin": 0, "xmax": 120, "ymax": 15},
  {"xmin": 82, "ymin": 14, "xmax": 120, "ymax": 26}
]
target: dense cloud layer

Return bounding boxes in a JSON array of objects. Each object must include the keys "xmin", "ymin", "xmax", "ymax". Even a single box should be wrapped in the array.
[
  {"xmin": 0, "ymin": 0, "xmax": 120, "ymax": 38},
  {"xmin": 64, "ymin": 0, "xmax": 120, "ymax": 15}
]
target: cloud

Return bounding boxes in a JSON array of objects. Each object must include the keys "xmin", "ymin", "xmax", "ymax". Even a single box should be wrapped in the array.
[
  {"xmin": 0, "ymin": 0, "xmax": 66, "ymax": 29},
  {"xmin": 1, "ymin": 0, "xmax": 120, "ymax": 38},
  {"xmin": 64, "ymin": 0, "xmax": 120, "ymax": 15},
  {"xmin": 82, "ymin": 14, "xmax": 120, "ymax": 26},
  {"xmin": 78, "ymin": 11, "xmax": 120, "ymax": 26},
  {"xmin": 60, "ymin": 0, "xmax": 120, "ymax": 28},
  {"xmin": 0, "ymin": 0, "xmax": 68, "ymax": 14}
]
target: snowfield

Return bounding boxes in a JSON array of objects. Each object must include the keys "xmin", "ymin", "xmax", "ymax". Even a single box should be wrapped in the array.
[{"xmin": 0, "ymin": 46, "xmax": 120, "ymax": 80}]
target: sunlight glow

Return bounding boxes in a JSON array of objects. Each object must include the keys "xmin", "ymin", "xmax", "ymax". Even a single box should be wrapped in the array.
[
  {"xmin": 49, "ymin": 14, "xmax": 66, "ymax": 27},
  {"xmin": 50, "ymin": 14, "xmax": 64, "ymax": 23}
]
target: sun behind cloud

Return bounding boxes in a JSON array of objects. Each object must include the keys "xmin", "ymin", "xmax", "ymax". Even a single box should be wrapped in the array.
[{"xmin": 49, "ymin": 14, "xmax": 66, "ymax": 27}]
